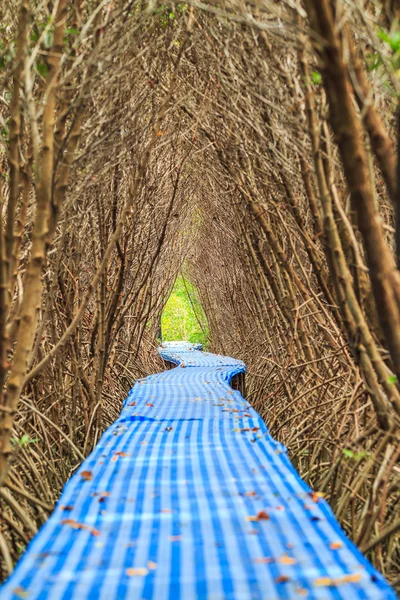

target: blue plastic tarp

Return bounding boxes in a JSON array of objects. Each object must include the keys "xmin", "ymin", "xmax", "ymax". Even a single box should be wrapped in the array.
[{"xmin": 0, "ymin": 342, "xmax": 396, "ymax": 599}]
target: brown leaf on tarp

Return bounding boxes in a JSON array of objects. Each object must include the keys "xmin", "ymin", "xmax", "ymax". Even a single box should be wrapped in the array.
[
  {"xmin": 245, "ymin": 510, "xmax": 269, "ymax": 522},
  {"xmin": 126, "ymin": 567, "xmax": 149, "ymax": 577},
  {"xmin": 61, "ymin": 519, "xmax": 100, "ymax": 536},
  {"xmin": 314, "ymin": 573, "xmax": 362, "ymax": 587},
  {"xmin": 253, "ymin": 557, "xmax": 274, "ymax": 564},
  {"xmin": 309, "ymin": 491, "xmax": 324, "ymax": 503},
  {"xmin": 165, "ymin": 426, "xmax": 173, "ymax": 431},
  {"xmin": 275, "ymin": 576, "xmax": 290, "ymax": 583},
  {"xmin": 295, "ymin": 588, "xmax": 308, "ymax": 596},
  {"xmin": 60, "ymin": 505, "xmax": 73, "ymax": 511},
  {"xmin": 244, "ymin": 491, "xmax": 257, "ymax": 497},
  {"xmin": 160, "ymin": 508, "xmax": 174, "ymax": 513},
  {"xmin": 81, "ymin": 471, "xmax": 92, "ymax": 481},
  {"xmin": 147, "ymin": 561, "xmax": 157, "ymax": 570},
  {"xmin": 129, "ymin": 402, "xmax": 136, "ymax": 406},
  {"xmin": 256, "ymin": 510, "xmax": 269, "ymax": 520},
  {"xmin": 253, "ymin": 556, "xmax": 296, "ymax": 565},
  {"xmin": 146, "ymin": 403, "xmax": 154, "ymax": 407},
  {"xmin": 251, "ymin": 427, "xmax": 260, "ymax": 432},
  {"xmin": 111, "ymin": 451, "xmax": 130, "ymax": 462},
  {"xmin": 12, "ymin": 587, "xmax": 29, "ymax": 599},
  {"xmin": 329, "ymin": 541, "xmax": 343, "ymax": 550}
]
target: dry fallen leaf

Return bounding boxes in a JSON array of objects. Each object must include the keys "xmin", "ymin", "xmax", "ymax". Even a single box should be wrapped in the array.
[
  {"xmin": 314, "ymin": 573, "xmax": 362, "ymax": 587},
  {"xmin": 61, "ymin": 519, "xmax": 100, "ymax": 536},
  {"xmin": 309, "ymin": 491, "xmax": 324, "ymax": 503},
  {"xmin": 146, "ymin": 403, "xmax": 154, "ymax": 407},
  {"xmin": 329, "ymin": 541, "xmax": 343, "ymax": 550},
  {"xmin": 245, "ymin": 491, "xmax": 257, "ymax": 497},
  {"xmin": 60, "ymin": 505, "xmax": 73, "ymax": 511},
  {"xmin": 129, "ymin": 402, "xmax": 136, "ymax": 406},
  {"xmin": 275, "ymin": 575, "xmax": 290, "ymax": 583},
  {"xmin": 244, "ymin": 509, "xmax": 272, "ymax": 523},
  {"xmin": 126, "ymin": 567, "xmax": 149, "ymax": 577},
  {"xmin": 147, "ymin": 561, "xmax": 157, "ymax": 570},
  {"xmin": 253, "ymin": 557, "xmax": 274, "ymax": 564},
  {"xmin": 256, "ymin": 510, "xmax": 269, "ymax": 520},
  {"xmin": 253, "ymin": 556, "xmax": 296, "ymax": 565},
  {"xmin": 12, "ymin": 587, "xmax": 29, "ymax": 599},
  {"xmin": 295, "ymin": 588, "xmax": 308, "ymax": 596},
  {"xmin": 81, "ymin": 471, "xmax": 92, "ymax": 481}
]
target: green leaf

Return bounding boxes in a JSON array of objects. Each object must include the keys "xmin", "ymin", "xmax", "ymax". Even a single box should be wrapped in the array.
[
  {"xmin": 343, "ymin": 449, "xmax": 355, "ymax": 459},
  {"xmin": 378, "ymin": 28, "xmax": 400, "ymax": 53},
  {"xmin": 311, "ymin": 71, "xmax": 322, "ymax": 85},
  {"xmin": 36, "ymin": 62, "xmax": 48, "ymax": 78},
  {"xmin": 387, "ymin": 374, "xmax": 398, "ymax": 384},
  {"xmin": 11, "ymin": 433, "xmax": 40, "ymax": 448},
  {"xmin": 343, "ymin": 448, "xmax": 370, "ymax": 461}
]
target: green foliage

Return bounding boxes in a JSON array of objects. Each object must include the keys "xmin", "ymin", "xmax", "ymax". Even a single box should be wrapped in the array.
[
  {"xmin": 36, "ymin": 62, "xmax": 48, "ymax": 78},
  {"xmin": 387, "ymin": 374, "xmax": 398, "ymax": 384},
  {"xmin": 375, "ymin": 27, "xmax": 400, "ymax": 77},
  {"xmin": 342, "ymin": 448, "xmax": 370, "ymax": 462},
  {"xmin": 161, "ymin": 276, "xmax": 208, "ymax": 347},
  {"xmin": 378, "ymin": 29, "xmax": 400, "ymax": 53},
  {"xmin": 152, "ymin": 2, "xmax": 186, "ymax": 27},
  {"xmin": 11, "ymin": 434, "xmax": 40, "ymax": 448},
  {"xmin": 311, "ymin": 70, "xmax": 322, "ymax": 85}
]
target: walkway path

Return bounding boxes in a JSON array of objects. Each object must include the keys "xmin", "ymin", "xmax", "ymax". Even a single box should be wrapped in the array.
[{"xmin": 0, "ymin": 343, "xmax": 396, "ymax": 599}]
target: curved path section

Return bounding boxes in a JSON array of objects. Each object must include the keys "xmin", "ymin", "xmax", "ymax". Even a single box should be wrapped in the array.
[{"xmin": 0, "ymin": 343, "xmax": 395, "ymax": 599}]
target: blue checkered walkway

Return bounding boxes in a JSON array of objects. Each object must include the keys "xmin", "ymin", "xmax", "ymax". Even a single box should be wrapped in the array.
[{"xmin": 0, "ymin": 342, "xmax": 395, "ymax": 599}]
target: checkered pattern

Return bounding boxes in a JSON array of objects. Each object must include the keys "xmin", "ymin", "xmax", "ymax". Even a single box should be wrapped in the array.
[{"xmin": 0, "ymin": 343, "xmax": 395, "ymax": 599}]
